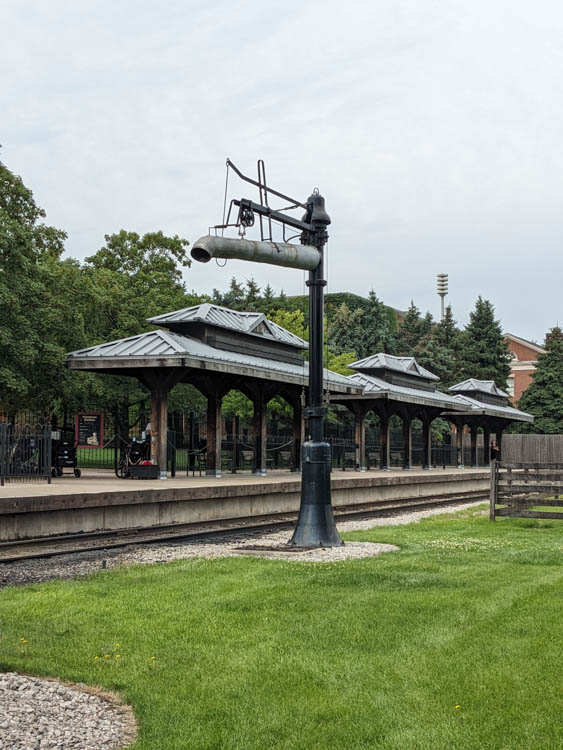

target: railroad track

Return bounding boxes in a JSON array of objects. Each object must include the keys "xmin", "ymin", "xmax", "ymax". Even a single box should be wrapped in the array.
[{"xmin": 0, "ymin": 491, "xmax": 487, "ymax": 564}]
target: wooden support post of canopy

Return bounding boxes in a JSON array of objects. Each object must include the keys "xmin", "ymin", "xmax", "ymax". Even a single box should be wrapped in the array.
[
  {"xmin": 283, "ymin": 388, "xmax": 305, "ymax": 473},
  {"xmin": 205, "ymin": 390, "xmax": 223, "ymax": 477},
  {"xmin": 400, "ymin": 408, "xmax": 413, "ymax": 470},
  {"xmin": 470, "ymin": 424, "xmax": 478, "ymax": 468},
  {"xmin": 422, "ymin": 414, "xmax": 433, "ymax": 470},
  {"xmin": 483, "ymin": 426, "xmax": 491, "ymax": 466},
  {"xmin": 378, "ymin": 406, "xmax": 391, "ymax": 471},
  {"xmin": 455, "ymin": 418, "xmax": 465, "ymax": 468},
  {"xmin": 141, "ymin": 369, "xmax": 185, "ymax": 480},
  {"xmin": 252, "ymin": 389, "xmax": 267, "ymax": 476},
  {"xmin": 241, "ymin": 382, "xmax": 277, "ymax": 476},
  {"xmin": 353, "ymin": 403, "xmax": 368, "ymax": 472}
]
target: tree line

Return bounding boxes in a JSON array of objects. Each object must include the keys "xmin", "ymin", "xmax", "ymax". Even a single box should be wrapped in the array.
[{"xmin": 1, "ymin": 159, "xmax": 560, "ymax": 432}]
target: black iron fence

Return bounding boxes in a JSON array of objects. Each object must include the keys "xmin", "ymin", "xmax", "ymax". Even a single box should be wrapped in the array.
[{"xmin": 0, "ymin": 423, "xmax": 52, "ymax": 484}]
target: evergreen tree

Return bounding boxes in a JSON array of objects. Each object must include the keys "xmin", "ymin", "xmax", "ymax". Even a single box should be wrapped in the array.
[
  {"xmin": 327, "ymin": 303, "xmax": 366, "ymax": 358},
  {"xmin": 458, "ymin": 297, "xmax": 511, "ymax": 385},
  {"xmin": 396, "ymin": 301, "xmax": 425, "ymax": 356},
  {"xmin": 261, "ymin": 283, "xmax": 276, "ymax": 313},
  {"xmin": 361, "ymin": 290, "xmax": 394, "ymax": 357},
  {"xmin": 244, "ymin": 277, "xmax": 261, "ymax": 311},
  {"xmin": 215, "ymin": 277, "xmax": 245, "ymax": 309},
  {"xmin": 517, "ymin": 327, "xmax": 563, "ymax": 433}
]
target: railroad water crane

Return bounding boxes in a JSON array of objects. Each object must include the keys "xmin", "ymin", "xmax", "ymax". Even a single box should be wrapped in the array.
[{"xmin": 190, "ymin": 159, "xmax": 342, "ymax": 548}]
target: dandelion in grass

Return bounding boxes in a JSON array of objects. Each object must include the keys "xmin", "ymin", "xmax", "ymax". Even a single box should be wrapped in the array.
[
  {"xmin": 455, "ymin": 705, "xmax": 461, "ymax": 710},
  {"xmin": 115, "ymin": 654, "xmax": 121, "ymax": 659}
]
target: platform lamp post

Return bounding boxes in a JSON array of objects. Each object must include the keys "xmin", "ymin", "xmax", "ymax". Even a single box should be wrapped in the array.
[
  {"xmin": 190, "ymin": 159, "xmax": 342, "ymax": 547},
  {"xmin": 437, "ymin": 273, "xmax": 448, "ymax": 322}
]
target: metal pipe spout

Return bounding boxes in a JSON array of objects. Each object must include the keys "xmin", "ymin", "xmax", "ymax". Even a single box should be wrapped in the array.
[{"xmin": 190, "ymin": 235, "xmax": 321, "ymax": 271}]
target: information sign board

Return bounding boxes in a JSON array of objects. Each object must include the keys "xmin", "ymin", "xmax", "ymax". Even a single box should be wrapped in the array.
[{"xmin": 75, "ymin": 413, "xmax": 104, "ymax": 448}]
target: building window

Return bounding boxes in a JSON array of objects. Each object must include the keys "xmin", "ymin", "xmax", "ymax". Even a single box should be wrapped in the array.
[{"xmin": 506, "ymin": 376, "xmax": 515, "ymax": 397}]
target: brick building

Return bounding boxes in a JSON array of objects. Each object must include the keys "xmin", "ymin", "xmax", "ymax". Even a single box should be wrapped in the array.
[{"xmin": 503, "ymin": 333, "xmax": 545, "ymax": 406}]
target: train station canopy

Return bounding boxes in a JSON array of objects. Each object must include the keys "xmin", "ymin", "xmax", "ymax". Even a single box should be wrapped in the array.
[
  {"xmin": 340, "ymin": 353, "xmax": 464, "ymax": 411},
  {"xmin": 67, "ymin": 303, "xmax": 360, "ymax": 396},
  {"xmin": 445, "ymin": 379, "xmax": 533, "ymax": 424}
]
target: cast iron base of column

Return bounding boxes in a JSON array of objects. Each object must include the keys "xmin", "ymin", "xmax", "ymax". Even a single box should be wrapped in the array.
[
  {"xmin": 288, "ymin": 441, "xmax": 342, "ymax": 547},
  {"xmin": 253, "ymin": 469, "xmax": 267, "ymax": 477},
  {"xmin": 206, "ymin": 469, "xmax": 222, "ymax": 478}
]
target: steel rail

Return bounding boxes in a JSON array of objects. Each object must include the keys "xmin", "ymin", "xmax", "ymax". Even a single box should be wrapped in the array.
[{"xmin": 0, "ymin": 491, "xmax": 487, "ymax": 564}]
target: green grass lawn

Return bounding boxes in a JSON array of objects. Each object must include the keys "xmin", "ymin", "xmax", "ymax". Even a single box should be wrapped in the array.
[{"xmin": 1, "ymin": 508, "xmax": 562, "ymax": 749}]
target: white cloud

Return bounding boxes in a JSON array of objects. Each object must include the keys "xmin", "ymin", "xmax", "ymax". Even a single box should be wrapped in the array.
[{"xmin": 2, "ymin": 0, "xmax": 562, "ymax": 342}]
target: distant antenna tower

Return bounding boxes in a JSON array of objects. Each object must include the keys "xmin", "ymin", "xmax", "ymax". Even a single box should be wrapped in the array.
[{"xmin": 437, "ymin": 273, "xmax": 448, "ymax": 321}]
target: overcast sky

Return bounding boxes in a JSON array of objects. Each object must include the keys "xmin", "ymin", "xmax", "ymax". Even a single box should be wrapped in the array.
[{"xmin": 2, "ymin": 0, "xmax": 562, "ymax": 343}]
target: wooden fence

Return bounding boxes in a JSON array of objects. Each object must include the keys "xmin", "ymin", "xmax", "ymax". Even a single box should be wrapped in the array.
[
  {"xmin": 501, "ymin": 434, "xmax": 563, "ymax": 464},
  {"xmin": 490, "ymin": 460, "xmax": 563, "ymax": 520}
]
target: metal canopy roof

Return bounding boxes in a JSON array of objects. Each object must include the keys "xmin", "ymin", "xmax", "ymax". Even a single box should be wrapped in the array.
[
  {"xmin": 342, "ymin": 372, "xmax": 466, "ymax": 410},
  {"xmin": 449, "ymin": 378, "xmax": 510, "ymax": 399},
  {"xmin": 445, "ymin": 393, "xmax": 534, "ymax": 422},
  {"xmin": 349, "ymin": 353, "xmax": 440, "ymax": 381},
  {"xmin": 147, "ymin": 303, "xmax": 308, "ymax": 349},
  {"xmin": 67, "ymin": 329, "xmax": 359, "ymax": 394}
]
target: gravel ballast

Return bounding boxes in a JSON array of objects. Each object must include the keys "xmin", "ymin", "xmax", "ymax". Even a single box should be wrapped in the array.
[
  {"xmin": 0, "ymin": 673, "xmax": 136, "ymax": 750},
  {"xmin": 0, "ymin": 501, "xmax": 482, "ymax": 749}
]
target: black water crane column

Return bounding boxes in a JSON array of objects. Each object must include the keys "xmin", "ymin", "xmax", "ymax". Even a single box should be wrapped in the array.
[
  {"xmin": 190, "ymin": 160, "xmax": 342, "ymax": 547},
  {"xmin": 289, "ymin": 191, "xmax": 342, "ymax": 547}
]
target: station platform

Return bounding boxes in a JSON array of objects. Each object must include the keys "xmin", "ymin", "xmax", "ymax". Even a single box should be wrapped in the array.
[{"xmin": 0, "ymin": 468, "xmax": 490, "ymax": 542}]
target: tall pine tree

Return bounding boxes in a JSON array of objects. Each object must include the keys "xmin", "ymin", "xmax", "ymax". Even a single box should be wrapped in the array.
[
  {"xmin": 517, "ymin": 327, "xmax": 563, "ymax": 433},
  {"xmin": 458, "ymin": 297, "xmax": 511, "ymax": 386}
]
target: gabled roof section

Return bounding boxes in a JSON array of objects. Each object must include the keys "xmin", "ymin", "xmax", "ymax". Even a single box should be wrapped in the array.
[
  {"xmin": 349, "ymin": 353, "xmax": 439, "ymax": 381},
  {"xmin": 68, "ymin": 330, "xmax": 358, "ymax": 394},
  {"xmin": 346, "ymin": 373, "xmax": 465, "ymax": 409},
  {"xmin": 448, "ymin": 394, "xmax": 534, "ymax": 422},
  {"xmin": 68, "ymin": 329, "xmax": 186, "ymax": 359},
  {"xmin": 449, "ymin": 379, "xmax": 510, "ymax": 399},
  {"xmin": 147, "ymin": 303, "xmax": 308, "ymax": 349},
  {"xmin": 504, "ymin": 333, "xmax": 545, "ymax": 355}
]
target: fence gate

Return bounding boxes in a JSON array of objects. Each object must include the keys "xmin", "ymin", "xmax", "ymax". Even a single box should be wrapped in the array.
[
  {"xmin": 490, "ymin": 461, "xmax": 563, "ymax": 521},
  {"xmin": 0, "ymin": 422, "xmax": 52, "ymax": 485}
]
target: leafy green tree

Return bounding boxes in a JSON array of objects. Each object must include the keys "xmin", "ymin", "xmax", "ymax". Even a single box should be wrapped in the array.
[
  {"xmin": 0, "ymin": 160, "xmax": 68, "ymax": 412},
  {"xmin": 84, "ymin": 230, "xmax": 190, "ymax": 342},
  {"xmin": 517, "ymin": 327, "xmax": 563, "ymax": 433},
  {"xmin": 269, "ymin": 309, "xmax": 306, "ymax": 341},
  {"xmin": 458, "ymin": 297, "xmax": 511, "ymax": 385}
]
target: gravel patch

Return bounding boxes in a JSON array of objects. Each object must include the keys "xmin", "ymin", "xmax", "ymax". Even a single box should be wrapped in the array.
[
  {"xmin": 0, "ymin": 501, "xmax": 484, "ymax": 589},
  {"xmin": 0, "ymin": 672, "xmax": 136, "ymax": 750}
]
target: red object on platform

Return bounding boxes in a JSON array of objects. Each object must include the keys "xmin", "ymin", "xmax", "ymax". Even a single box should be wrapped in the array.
[{"xmin": 140, "ymin": 460, "xmax": 153, "ymax": 465}]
